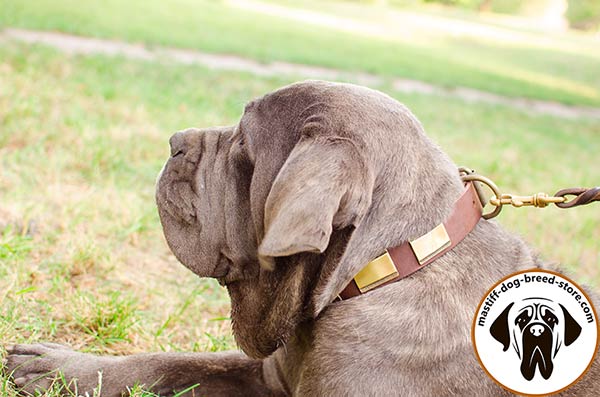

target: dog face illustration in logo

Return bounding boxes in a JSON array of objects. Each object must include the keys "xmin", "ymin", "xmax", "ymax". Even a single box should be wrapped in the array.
[{"xmin": 490, "ymin": 297, "xmax": 582, "ymax": 381}]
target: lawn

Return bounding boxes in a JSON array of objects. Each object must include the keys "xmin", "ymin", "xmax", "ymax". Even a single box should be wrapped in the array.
[
  {"xmin": 1, "ymin": 3, "xmax": 599, "ymax": 395},
  {"xmin": 1, "ymin": 0, "xmax": 600, "ymax": 107}
]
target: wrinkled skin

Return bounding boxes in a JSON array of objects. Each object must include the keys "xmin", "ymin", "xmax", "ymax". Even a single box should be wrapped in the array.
[
  {"xmin": 4, "ymin": 81, "xmax": 600, "ymax": 396},
  {"xmin": 157, "ymin": 86, "xmax": 373, "ymax": 358}
]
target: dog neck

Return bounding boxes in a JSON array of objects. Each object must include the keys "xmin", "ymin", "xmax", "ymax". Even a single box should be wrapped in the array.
[
  {"xmin": 311, "ymin": 157, "xmax": 469, "ymax": 313},
  {"xmin": 336, "ymin": 181, "xmax": 483, "ymax": 300}
]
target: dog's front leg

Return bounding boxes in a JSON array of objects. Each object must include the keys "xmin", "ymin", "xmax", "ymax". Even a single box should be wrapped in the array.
[{"xmin": 3, "ymin": 343, "xmax": 286, "ymax": 396}]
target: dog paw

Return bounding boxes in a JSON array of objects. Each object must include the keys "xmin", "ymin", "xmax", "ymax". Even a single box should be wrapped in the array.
[{"xmin": 3, "ymin": 343, "xmax": 99, "ymax": 395}]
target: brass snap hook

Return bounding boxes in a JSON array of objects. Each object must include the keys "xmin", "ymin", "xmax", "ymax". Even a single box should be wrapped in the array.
[{"xmin": 489, "ymin": 193, "xmax": 565, "ymax": 208}]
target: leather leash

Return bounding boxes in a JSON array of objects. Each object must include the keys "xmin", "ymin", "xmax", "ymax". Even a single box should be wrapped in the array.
[{"xmin": 555, "ymin": 187, "xmax": 600, "ymax": 209}]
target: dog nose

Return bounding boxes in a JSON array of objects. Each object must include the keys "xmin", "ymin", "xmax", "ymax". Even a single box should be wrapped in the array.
[
  {"xmin": 530, "ymin": 324, "xmax": 544, "ymax": 337},
  {"xmin": 169, "ymin": 131, "xmax": 186, "ymax": 158}
]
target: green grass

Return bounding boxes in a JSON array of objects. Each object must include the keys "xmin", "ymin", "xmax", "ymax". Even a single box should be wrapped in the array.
[
  {"xmin": 0, "ymin": 36, "xmax": 599, "ymax": 395},
  {"xmin": 1, "ymin": 0, "xmax": 600, "ymax": 106}
]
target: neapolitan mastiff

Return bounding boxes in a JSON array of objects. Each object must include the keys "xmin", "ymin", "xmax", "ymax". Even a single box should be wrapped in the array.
[{"xmin": 4, "ymin": 81, "xmax": 599, "ymax": 395}]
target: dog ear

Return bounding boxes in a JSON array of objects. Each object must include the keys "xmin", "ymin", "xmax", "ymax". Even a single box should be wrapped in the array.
[
  {"xmin": 559, "ymin": 304, "xmax": 582, "ymax": 346},
  {"xmin": 490, "ymin": 302, "xmax": 514, "ymax": 351},
  {"xmin": 258, "ymin": 135, "xmax": 373, "ymax": 267}
]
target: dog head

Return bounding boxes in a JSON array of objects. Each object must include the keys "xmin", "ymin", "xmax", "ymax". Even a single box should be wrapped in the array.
[
  {"xmin": 156, "ymin": 80, "xmax": 463, "ymax": 358},
  {"xmin": 490, "ymin": 298, "xmax": 582, "ymax": 380}
]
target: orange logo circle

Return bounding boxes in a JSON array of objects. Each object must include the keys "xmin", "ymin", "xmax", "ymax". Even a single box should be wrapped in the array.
[{"xmin": 472, "ymin": 269, "xmax": 599, "ymax": 396}]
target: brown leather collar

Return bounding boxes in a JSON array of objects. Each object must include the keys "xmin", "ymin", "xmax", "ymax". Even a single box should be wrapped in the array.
[{"xmin": 337, "ymin": 182, "xmax": 483, "ymax": 300}]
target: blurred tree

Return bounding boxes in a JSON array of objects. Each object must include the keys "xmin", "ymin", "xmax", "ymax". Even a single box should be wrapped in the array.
[
  {"xmin": 479, "ymin": 0, "xmax": 493, "ymax": 12},
  {"xmin": 343, "ymin": 0, "xmax": 599, "ymax": 31},
  {"xmin": 566, "ymin": 0, "xmax": 600, "ymax": 30},
  {"xmin": 422, "ymin": 0, "xmax": 481, "ymax": 7}
]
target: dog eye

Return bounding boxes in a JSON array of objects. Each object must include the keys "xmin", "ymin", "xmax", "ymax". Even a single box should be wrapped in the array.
[
  {"xmin": 515, "ymin": 310, "xmax": 531, "ymax": 325},
  {"xmin": 544, "ymin": 315, "xmax": 557, "ymax": 324}
]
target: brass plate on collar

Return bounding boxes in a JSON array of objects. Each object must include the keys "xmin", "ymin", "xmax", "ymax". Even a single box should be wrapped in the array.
[
  {"xmin": 409, "ymin": 223, "xmax": 451, "ymax": 265},
  {"xmin": 354, "ymin": 251, "xmax": 399, "ymax": 293}
]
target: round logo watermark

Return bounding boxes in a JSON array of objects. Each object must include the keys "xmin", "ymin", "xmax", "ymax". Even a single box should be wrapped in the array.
[{"xmin": 472, "ymin": 269, "xmax": 598, "ymax": 396}]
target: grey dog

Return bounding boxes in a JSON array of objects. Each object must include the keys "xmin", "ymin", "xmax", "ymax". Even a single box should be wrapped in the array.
[{"xmin": 4, "ymin": 81, "xmax": 599, "ymax": 396}]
